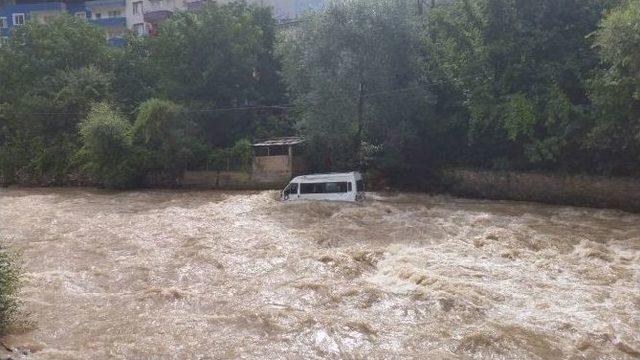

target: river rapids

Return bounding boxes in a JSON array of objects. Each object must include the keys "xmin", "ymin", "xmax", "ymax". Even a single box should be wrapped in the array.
[{"xmin": 0, "ymin": 188, "xmax": 639, "ymax": 359}]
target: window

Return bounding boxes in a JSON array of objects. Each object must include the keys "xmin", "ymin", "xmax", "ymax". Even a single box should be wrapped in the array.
[
  {"xmin": 301, "ymin": 182, "xmax": 350, "ymax": 194},
  {"xmin": 0, "ymin": 17, "xmax": 7, "ymax": 29},
  {"xmin": 94, "ymin": 13, "xmax": 102, "ymax": 19},
  {"xmin": 149, "ymin": 0, "xmax": 163, "ymax": 9},
  {"xmin": 255, "ymin": 145, "xmax": 288, "ymax": 157},
  {"xmin": 12, "ymin": 13, "xmax": 25, "ymax": 26},
  {"xmin": 75, "ymin": 12, "xmax": 86, "ymax": 19},
  {"xmin": 132, "ymin": 1, "xmax": 143, "ymax": 15},
  {"xmin": 108, "ymin": 10, "xmax": 122, "ymax": 18},
  {"xmin": 133, "ymin": 23, "xmax": 145, "ymax": 36},
  {"xmin": 284, "ymin": 183, "xmax": 298, "ymax": 197},
  {"xmin": 301, "ymin": 183, "xmax": 321, "ymax": 194},
  {"xmin": 356, "ymin": 180, "xmax": 364, "ymax": 192}
]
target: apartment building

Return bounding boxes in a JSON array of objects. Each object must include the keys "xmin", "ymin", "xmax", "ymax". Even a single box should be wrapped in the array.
[
  {"xmin": 0, "ymin": 0, "xmax": 325, "ymax": 45},
  {"xmin": 127, "ymin": 0, "xmax": 324, "ymax": 35},
  {"xmin": 0, "ymin": 0, "xmax": 127, "ymax": 45}
]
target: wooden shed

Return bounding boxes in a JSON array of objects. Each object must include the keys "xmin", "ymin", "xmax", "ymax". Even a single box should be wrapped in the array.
[{"xmin": 252, "ymin": 137, "xmax": 305, "ymax": 184}]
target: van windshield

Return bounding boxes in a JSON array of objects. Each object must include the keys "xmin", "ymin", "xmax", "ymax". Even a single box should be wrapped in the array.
[
  {"xmin": 356, "ymin": 180, "xmax": 364, "ymax": 192},
  {"xmin": 284, "ymin": 183, "xmax": 298, "ymax": 196}
]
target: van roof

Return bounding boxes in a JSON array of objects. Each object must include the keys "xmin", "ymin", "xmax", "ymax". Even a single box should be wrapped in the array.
[{"xmin": 292, "ymin": 172, "xmax": 361, "ymax": 182}]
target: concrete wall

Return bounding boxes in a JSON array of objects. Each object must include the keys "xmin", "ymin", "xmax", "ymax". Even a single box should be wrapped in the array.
[
  {"xmin": 252, "ymin": 155, "xmax": 292, "ymax": 184},
  {"xmin": 182, "ymin": 170, "xmax": 287, "ymax": 190},
  {"xmin": 441, "ymin": 168, "xmax": 640, "ymax": 212}
]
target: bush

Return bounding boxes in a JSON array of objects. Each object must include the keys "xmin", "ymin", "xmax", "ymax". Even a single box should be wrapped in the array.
[
  {"xmin": 0, "ymin": 240, "xmax": 21, "ymax": 334},
  {"xmin": 78, "ymin": 103, "xmax": 142, "ymax": 189},
  {"xmin": 208, "ymin": 148, "xmax": 230, "ymax": 171},
  {"xmin": 230, "ymin": 139, "xmax": 253, "ymax": 170},
  {"xmin": 207, "ymin": 139, "xmax": 253, "ymax": 171},
  {"xmin": 133, "ymin": 98, "xmax": 184, "ymax": 173}
]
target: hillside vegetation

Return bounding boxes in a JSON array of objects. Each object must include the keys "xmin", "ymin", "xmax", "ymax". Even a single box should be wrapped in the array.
[{"xmin": 0, "ymin": 0, "xmax": 638, "ymax": 188}]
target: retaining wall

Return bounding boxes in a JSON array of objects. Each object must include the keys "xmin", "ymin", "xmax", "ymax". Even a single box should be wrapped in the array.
[
  {"xmin": 181, "ymin": 170, "xmax": 287, "ymax": 190},
  {"xmin": 440, "ymin": 168, "xmax": 640, "ymax": 212}
]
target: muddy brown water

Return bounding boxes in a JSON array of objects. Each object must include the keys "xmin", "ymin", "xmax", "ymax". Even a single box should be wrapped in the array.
[{"xmin": 0, "ymin": 188, "xmax": 639, "ymax": 359}]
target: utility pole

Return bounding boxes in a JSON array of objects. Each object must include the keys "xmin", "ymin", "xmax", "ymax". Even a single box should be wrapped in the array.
[{"xmin": 357, "ymin": 80, "xmax": 365, "ymax": 149}]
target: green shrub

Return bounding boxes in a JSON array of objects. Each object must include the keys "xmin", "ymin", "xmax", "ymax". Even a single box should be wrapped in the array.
[
  {"xmin": 78, "ymin": 103, "xmax": 142, "ymax": 189},
  {"xmin": 230, "ymin": 139, "xmax": 253, "ymax": 170},
  {"xmin": 0, "ymin": 240, "xmax": 21, "ymax": 334},
  {"xmin": 133, "ymin": 98, "xmax": 184, "ymax": 173},
  {"xmin": 207, "ymin": 139, "xmax": 253, "ymax": 171},
  {"xmin": 208, "ymin": 148, "xmax": 230, "ymax": 171}
]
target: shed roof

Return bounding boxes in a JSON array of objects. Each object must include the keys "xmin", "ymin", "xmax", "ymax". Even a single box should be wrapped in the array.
[{"xmin": 252, "ymin": 137, "xmax": 304, "ymax": 147}]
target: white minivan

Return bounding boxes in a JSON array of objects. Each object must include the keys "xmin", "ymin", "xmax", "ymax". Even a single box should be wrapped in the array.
[{"xmin": 281, "ymin": 172, "xmax": 365, "ymax": 202}]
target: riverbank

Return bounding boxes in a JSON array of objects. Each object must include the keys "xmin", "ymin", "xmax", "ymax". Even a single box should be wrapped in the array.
[{"xmin": 2, "ymin": 168, "xmax": 639, "ymax": 213}]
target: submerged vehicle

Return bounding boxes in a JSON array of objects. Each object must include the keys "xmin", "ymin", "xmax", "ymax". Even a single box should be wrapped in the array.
[{"xmin": 281, "ymin": 172, "xmax": 365, "ymax": 202}]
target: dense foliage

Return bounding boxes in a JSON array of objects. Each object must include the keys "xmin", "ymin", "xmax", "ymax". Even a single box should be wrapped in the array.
[
  {"xmin": 423, "ymin": 0, "xmax": 626, "ymax": 173},
  {"xmin": 278, "ymin": 0, "xmax": 463, "ymax": 182},
  {"xmin": 0, "ymin": 15, "xmax": 111, "ymax": 184},
  {"xmin": 588, "ymin": 0, "xmax": 640, "ymax": 174},
  {"xmin": 0, "ymin": 2, "xmax": 285, "ymax": 187},
  {"xmin": 78, "ymin": 103, "xmax": 141, "ymax": 188},
  {"xmin": 0, "ymin": 0, "xmax": 638, "ymax": 188},
  {"xmin": 278, "ymin": 0, "xmax": 639, "ymax": 183}
]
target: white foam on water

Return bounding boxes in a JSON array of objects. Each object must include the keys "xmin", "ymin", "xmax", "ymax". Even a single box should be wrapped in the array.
[{"xmin": 1, "ymin": 189, "xmax": 639, "ymax": 359}]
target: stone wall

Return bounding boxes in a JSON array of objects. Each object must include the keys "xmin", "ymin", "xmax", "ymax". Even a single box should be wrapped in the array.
[{"xmin": 441, "ymin": 168, "xmax": 640, "ymax": 212}]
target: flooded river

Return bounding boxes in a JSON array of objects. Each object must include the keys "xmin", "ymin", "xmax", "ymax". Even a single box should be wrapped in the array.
[{"xmin": 0, "ymin": 188, "xmax": 639, "ymax": 359}]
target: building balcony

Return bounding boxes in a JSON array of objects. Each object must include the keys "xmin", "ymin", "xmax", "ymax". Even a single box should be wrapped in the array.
[
  {"xmin": 143, "ymin": 9, "xmax": 172, "ymax": 24},
  {"xmin": 143, "ymin": 0, "xmax": 182, "ymax": 23},
  {"xmin": 184, "ymin": 0, "xmax": 203, "ymax": 11},
  {"xmin": 6, "ymin": 2, "xmax": 65, "ymax": 13},
  {"xmin": 84, "ymin": 0, "xmax": 125, "ymax": 10},
  {"xmin": 88, "ymin": 16, "xmax": 126, "ymax": 28}
]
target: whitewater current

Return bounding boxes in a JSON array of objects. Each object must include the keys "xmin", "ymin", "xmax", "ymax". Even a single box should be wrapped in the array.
[{"xmin": 0, "ymin": 188, "xmax": 638, "ymax": 359}]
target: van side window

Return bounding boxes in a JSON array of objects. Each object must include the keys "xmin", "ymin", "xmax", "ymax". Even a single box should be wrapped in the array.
[
  {"xmin": 325, "ymin": 182, "xmax": 349, "ymax": 193},
  {"xmin": 348, "ymin": 182, "xmax": 352, "ymax": 192},
  {"xmin": 301, "ymin": 183, "xmax": 321, "ymax": 194},
  {"xmin": 301, "ymin": 182, "xmax": 349, "ymax": 194}
]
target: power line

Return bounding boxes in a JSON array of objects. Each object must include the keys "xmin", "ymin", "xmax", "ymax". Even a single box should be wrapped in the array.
[
  {"xmin": 21, "ymin": 104, "xmax": 294, "ymax": 116},
  {"xmin": 184, "ymin": 104, "xmax": 294, "ymax": 113},
  {"xmin": 16, "ymin": 77, "xmax": 472, "ymax": 116}
]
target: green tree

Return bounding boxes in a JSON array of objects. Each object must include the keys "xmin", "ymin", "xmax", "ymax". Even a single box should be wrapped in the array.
[
  {"xmin": 148, "ymin": 1, "xmax": 288, "ymax": 149},
  {"xmin": 587, "ymin": 0, "xmax": 640, "ymax": 174},
  {"xmin": 424, "ymin": 0, "xmax": 617, "ymax": 170},
  {"xmin": 78, "ymin": 103, "xmax": 142, "ymax": 188},
  {"xmin": 108, "ymin": 34, "xmax": 156, "ymax": 113},
  {"xmin": 133, "ymin": 98, "xmax": 185, "ymax": 173},
  {"xmin": 149, "ymin": 1, "xmax": 262, "ymax": 104},
  {"xmin": 0, "ymin": 15, "xmax": 113, "ymax": 183},
  {"xmin": 278, "ymin": 0, "xmax": 440, "ymax": 178}
]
